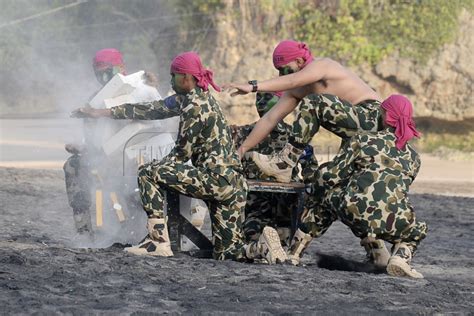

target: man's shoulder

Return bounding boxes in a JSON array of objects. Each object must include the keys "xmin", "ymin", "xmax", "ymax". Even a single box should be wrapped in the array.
[
  {"xmin": 355, "ymin": 130, "xmax": 390, "ymax": 147},
  {"xmin": 310, "ymin": 57, "xmax": 338, "ymax": 68}
]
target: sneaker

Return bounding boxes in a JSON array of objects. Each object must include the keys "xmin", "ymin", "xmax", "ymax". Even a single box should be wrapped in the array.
[
  {"xmin": 251, "ymin": 143, "xmax": 303, "ymax": 183},
  {"xmin": 360, "ymin": 237, "xmax": 390, "ymax": 268},
  {"xmin": 386, "ymin": 243, "xmax": 423, "ymax": 278},
  {"xmin": 124, "ymin": 218, "xmax": 173, "ymax": 257}
]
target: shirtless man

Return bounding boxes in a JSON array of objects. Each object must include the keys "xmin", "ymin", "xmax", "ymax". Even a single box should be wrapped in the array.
[
  {"xmin": 226, "ymin": 40, "xmax": 382, "ymax": 182},
  {"xmin": 226, "ymin": 40, "xmax": 389, "ymax": 267}
]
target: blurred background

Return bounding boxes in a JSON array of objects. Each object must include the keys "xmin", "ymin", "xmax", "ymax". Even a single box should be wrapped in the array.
[{"xmin": 0, "ymin": 0, "xmax": 472, "ymax": 190}]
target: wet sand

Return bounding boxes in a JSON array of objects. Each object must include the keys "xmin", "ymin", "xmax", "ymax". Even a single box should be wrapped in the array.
[{"xmin": 1, "ymin": 167, "xmax": 473, "ymax": 314}]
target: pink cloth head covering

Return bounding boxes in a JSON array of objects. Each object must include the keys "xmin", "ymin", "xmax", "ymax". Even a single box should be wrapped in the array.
[
  {"xmin": 274, "ymin": 91, "xmax": 283, "ymax": 97},
  {"xmin": 381, "ymin": 94, "xmax": 421, "ymax": 150},
  {"xmin": 170, "ymin": 52, "xmax": 221, "ymax": 92},
  {"xmin": 272, "ymin": 40, "xmax": 314, "ymax": 69},
  {"xmin": 93, "ymin": 48, "xmax": 124, "ymax": 69}
]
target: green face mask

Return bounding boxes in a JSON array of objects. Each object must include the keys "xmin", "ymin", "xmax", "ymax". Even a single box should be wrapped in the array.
[
  {"xmin": 94, "ymin": 66, "xmax": 121, "ymax": 85},
  {"xmin": 277, "ymin": 66, "xmax": 295, "ymax": 76},
  {"xmin": 170, "ymin": 73, "xmax": 185, "ymax": 93},
  {"xmin": 256, "ymin": 92, "xmax": 280, "ymax": 117}
]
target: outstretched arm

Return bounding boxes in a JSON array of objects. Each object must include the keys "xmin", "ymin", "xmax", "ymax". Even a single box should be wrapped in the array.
[
  {"xmin": 225, "ymin": 58, "xmax": 332, "ymax": 96},
  {"xmin": 71, "ymin": 95, "xmax": 180, "ymax": 120},
  {"xmin": 238, "ymin": 93, "xmax": 298, "ymax": 156}
]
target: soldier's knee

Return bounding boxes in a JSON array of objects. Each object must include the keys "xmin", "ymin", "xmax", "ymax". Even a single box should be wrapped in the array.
[{"xmin": 137, "ymin": 164, "xmax": 149, "ymax": 176}]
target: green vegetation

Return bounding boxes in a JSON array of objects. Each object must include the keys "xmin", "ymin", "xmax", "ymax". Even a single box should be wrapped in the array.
[
  {"xmin": 293, "ymin": 0, "xmax": 473, "ymax": 65},
  {"xmin": 173, "ymin": 0, "xmax": 473, "ymax": 65}
]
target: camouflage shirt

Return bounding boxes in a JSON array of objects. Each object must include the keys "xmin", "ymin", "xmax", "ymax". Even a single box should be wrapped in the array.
[
  {"xmin": 111, "ymin": 88, "xmax": 242, "ymax": 174},
  {"xmin": 234, "ymin": 122, "xmax": 290, "ymax": 155},
  {"xmin": 318, "ymin": 128, "xmax": 420, "ymax": 214}
]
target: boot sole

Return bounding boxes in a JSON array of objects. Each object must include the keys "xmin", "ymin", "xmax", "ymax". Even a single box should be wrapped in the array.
[
  {"xmin": 387, "ymin": 257, "xmax": 423, "ymax": 279},
  {"xmin": 262, "ymin": 227, "xmax": 288, "ymax": 264},
  {"xmin": 124, "ymin": 240, "xmax": 174, "ymax": 257}
]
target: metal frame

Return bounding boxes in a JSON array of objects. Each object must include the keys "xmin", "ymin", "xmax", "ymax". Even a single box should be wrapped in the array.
[
  {"xmin": 166, "ymin": 180, "xmax": 307, "ymax": 258},
  {"xmin": 247, "ymin": 180, "xmax": 306, "ymax": 238},
  {"xmin": 166, "ymin": 191, "xmax": 213, "ymax": 258},
  {"xmin": 120, "ymin": 134, "xmax": 307, "ymax": 256}
]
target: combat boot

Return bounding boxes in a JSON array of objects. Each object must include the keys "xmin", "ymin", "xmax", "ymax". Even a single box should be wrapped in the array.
[
  {"xmin": 360, "ymin": 236, "xmax": 390, "ymax": 268},
  {"xmin": 287, "ymin": 229, "xmax": 313, "ymax": 265},
  {"xmin": 386, "ymin": 243, "xmax": 423, "ymax": 278},
  {"xmin": 125, "ymin": 217, "xmax": 173, "ymax": 257},
  {"xmin": 246, "ymin": 226, "xmax": 288, "ymax": 264},
  {"xmin": 276, "ymin": 227, "xmax": 291, "ymax": 250},
  {"xmin": 251, "ymin": 143, "xmax": 303, "ymax": 183}
]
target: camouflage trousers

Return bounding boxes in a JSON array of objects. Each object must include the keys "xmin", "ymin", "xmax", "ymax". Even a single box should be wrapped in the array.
[
  {"xmin": 63, "ymin": 154, "xmax": 92, "ymax": 232},
  {"xmin": 243, "ymin": 192, "xmax": 295, "ymax": 246},
  {"xmin": 291, "ymin": 94, "xmax": 382, "ymax": 145},
  {"xmin": 301, "ymin": 185, "xmax": 428, "ymax": 253},
  {"xmin": 64, "ymin": 154, "xmax": 91, "ymax": 211},
  {"xmin": 138, "ymin": 159, "xmax": 249, "ymax": 261},
  {"xmin": 293, "ymin": 94, "xmax": 384, "ymax": 241}
]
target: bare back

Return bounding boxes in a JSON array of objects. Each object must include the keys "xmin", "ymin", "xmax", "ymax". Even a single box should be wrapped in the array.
[
  {"xmin": 289, "ymin": 58, "xmax": 381, "ymax": 105},
  {"xmin": 236, "ymin": 58, "xmax": 381, "ymax": 154}
]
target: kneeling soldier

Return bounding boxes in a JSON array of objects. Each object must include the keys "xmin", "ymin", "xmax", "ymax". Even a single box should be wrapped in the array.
[{"xmin": 73, "ymin": 52, "xmax": 286, "ymax": 263}]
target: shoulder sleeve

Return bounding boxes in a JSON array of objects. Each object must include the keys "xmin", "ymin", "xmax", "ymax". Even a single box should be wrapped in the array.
[
  {"xmin": 110, "ymin": 95, "xmax": 180, "ymax": 120},
  {"xmin": 167, "ymin": 101, "xmax": 203, "ymax": 162}
]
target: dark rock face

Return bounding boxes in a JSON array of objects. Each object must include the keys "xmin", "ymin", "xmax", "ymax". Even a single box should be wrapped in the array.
[
  {"xmin": 360, "ymin": 10, "xmax": 473, "ymax": 120},
  {"xmin": 209, "ymin": 10, "xmax": 473, "ymax": 123}
]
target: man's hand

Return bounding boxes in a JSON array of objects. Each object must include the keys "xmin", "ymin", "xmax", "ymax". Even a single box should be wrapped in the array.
[
  {"xmin": 237, "ymin": 146, "xmax": 247, "ymax": 160},
  {"xmin": 222, "ymin": 83, "xmax": 253, "ymax": 97},
  {"xmin": 71, "ymin": 107, "xmax": 111, "ymax": 118}
]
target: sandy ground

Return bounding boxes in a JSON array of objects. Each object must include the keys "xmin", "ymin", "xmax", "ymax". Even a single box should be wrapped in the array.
[
  {"xmin": 1, "ymin": 118, "xmax": 474, "ymax": 314},
  {"xmin": 1, "ymin": 167, "xmax": 473, "ymax": 314}
]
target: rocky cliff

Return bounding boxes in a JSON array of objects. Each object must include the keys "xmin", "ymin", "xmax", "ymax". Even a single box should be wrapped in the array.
[{"xmin": 202, "ymin": 8, "xmax": 473, "ymax": 124}]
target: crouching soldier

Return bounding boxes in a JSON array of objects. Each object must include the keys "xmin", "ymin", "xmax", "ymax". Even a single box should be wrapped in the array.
[
  {"xmin": 226, "ymin": 40, "xmax": 392, "ymax": 267},
  {"xmin": 72, "ymin": 52, "xmax": 287, "ymax": 263},
  {"xmin": 296, "ymin": 95, "xmax": 428, "ymax": 278},
  {"xmin": 232, "ymin": 91, "xmax": 313, "ymax": 248}
]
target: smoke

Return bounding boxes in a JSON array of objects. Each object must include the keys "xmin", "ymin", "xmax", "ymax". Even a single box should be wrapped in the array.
[
  {"xmin": 0, "ymin": 1, "xmax": 188, "ymax": 248},
  {"xmin": 0, "ymin": 0, "xmax": 179, "ymax": 116}
]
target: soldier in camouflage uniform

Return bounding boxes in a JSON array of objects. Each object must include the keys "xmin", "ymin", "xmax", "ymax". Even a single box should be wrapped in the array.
[
  {"xmin": 233, "ymin": 92, "xmax": 311, "ymax": 247},
  {"xmin": 63, "ymin": 48, "xmax": 128, "ymax": 234},
  {"xmin": 297, "ymin": 95, "xmax": 428, "ymax": 278},
  {"xmin": 63, "ymin": 145, "xmax": 93, "ymax": 233},
  {"xmin": 74, "ymin": 52, "xmax": 287, "ymax": 263},
  {"xmin": 226, "ymin": 40, "xmax": 391, "ymax": 266},
  {"xmin": 65, "ymin": 49, "xmax": 165, "ymax": 236}
]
